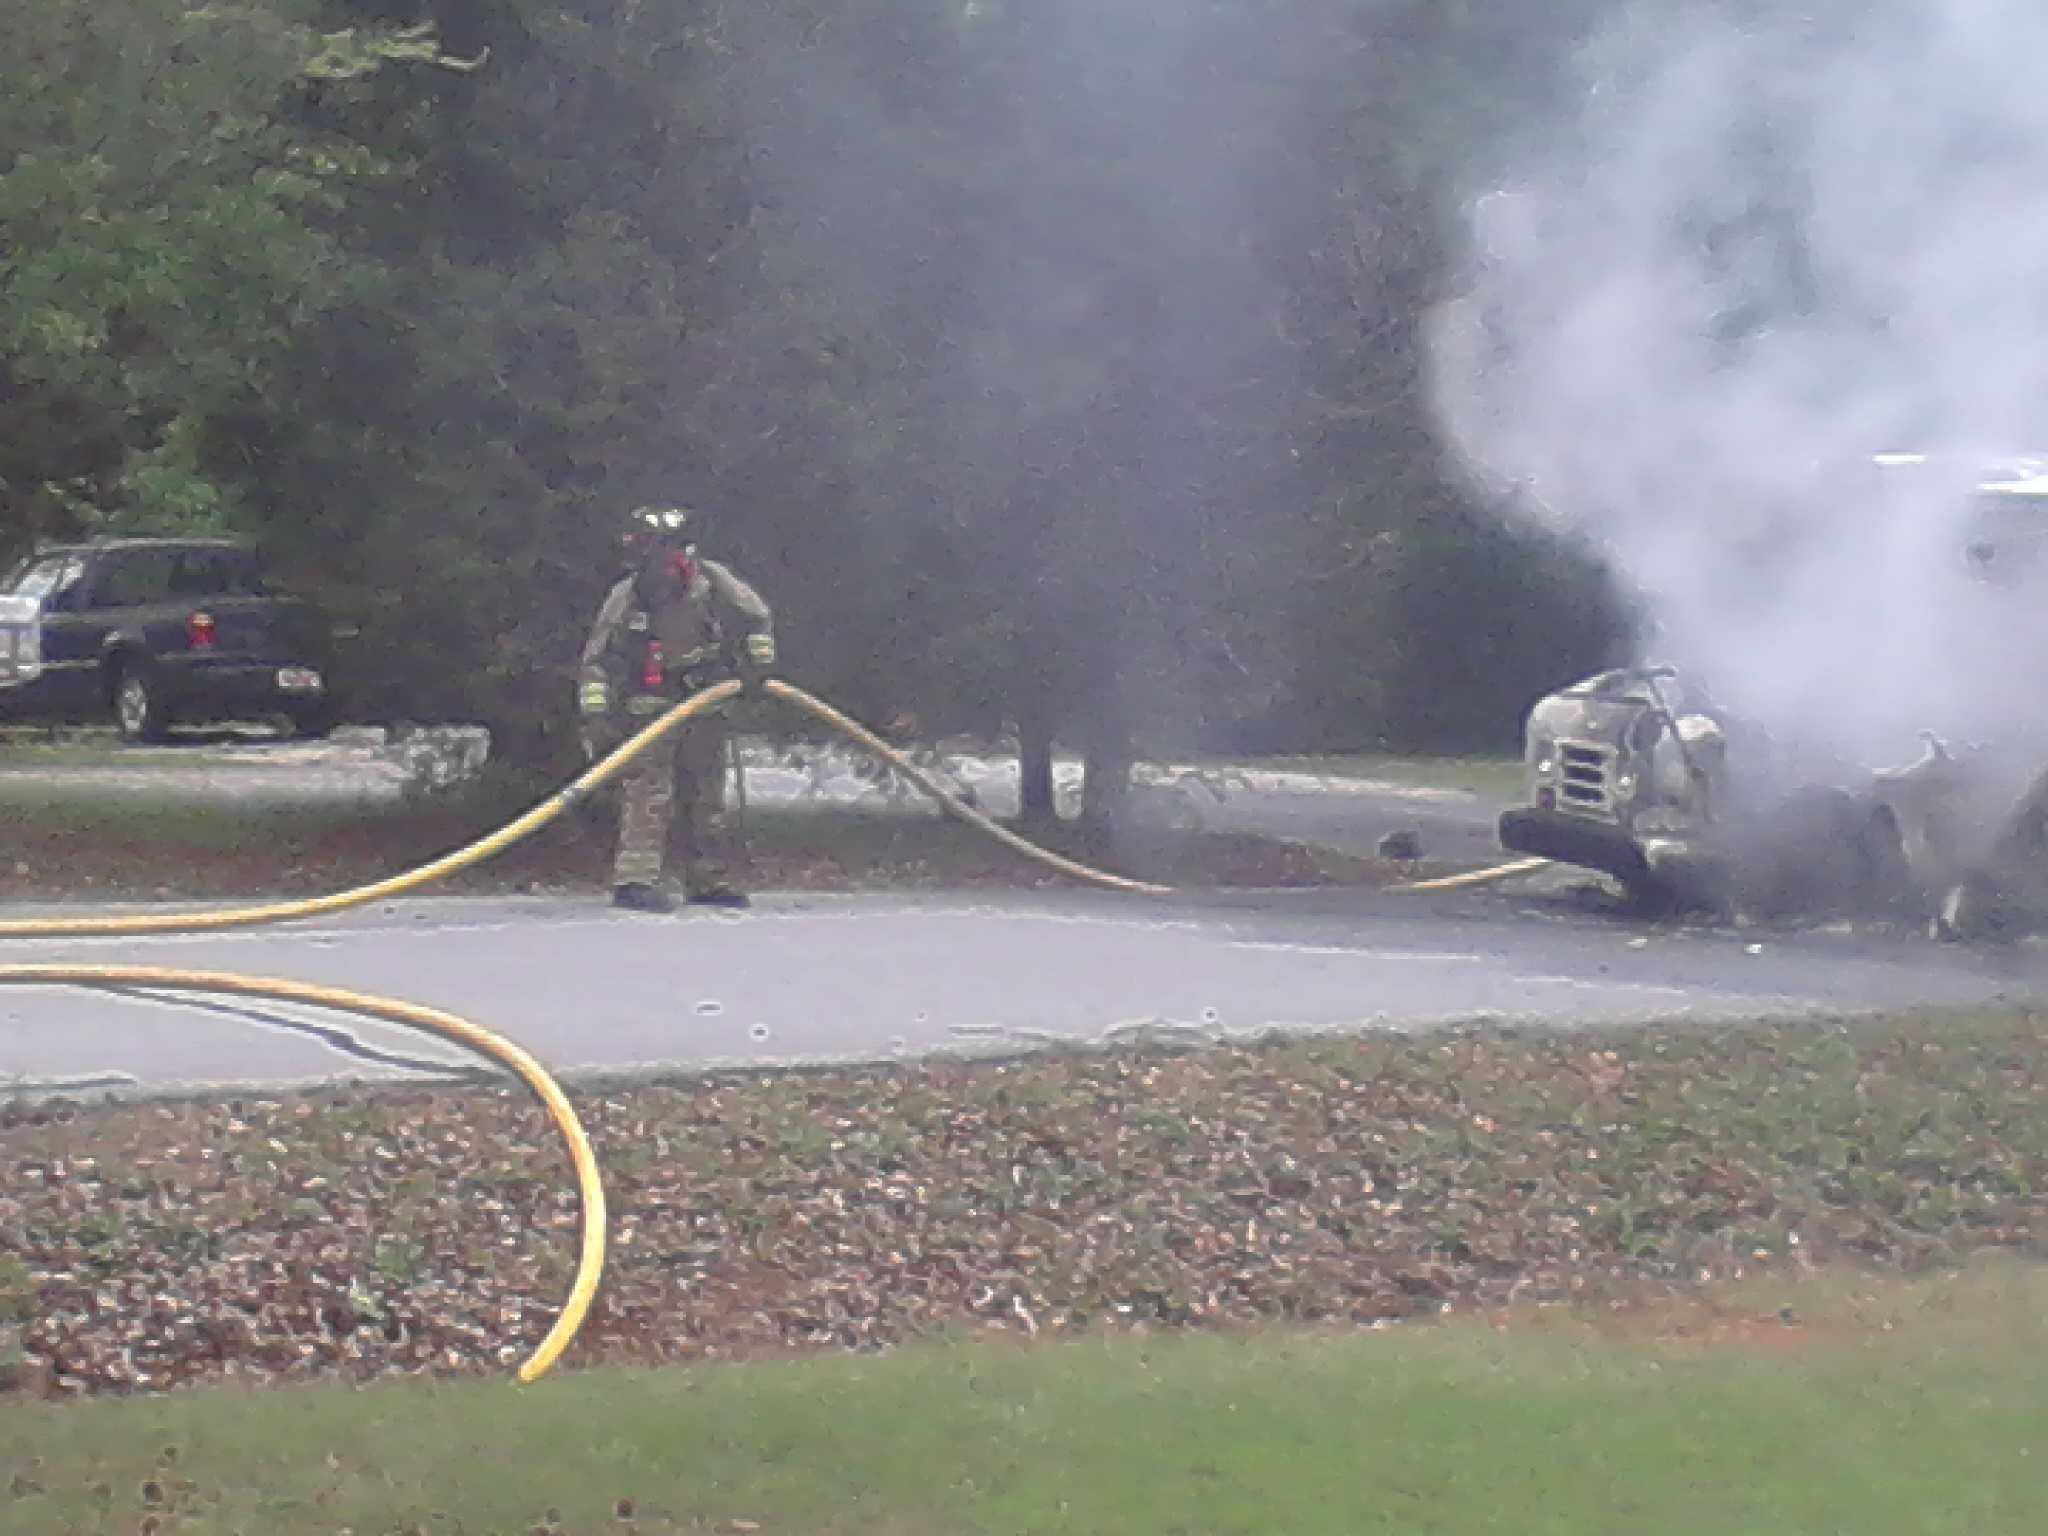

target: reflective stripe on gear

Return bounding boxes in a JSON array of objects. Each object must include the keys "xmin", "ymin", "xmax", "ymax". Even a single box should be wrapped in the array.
[
  {"xmin": 613, "ymin": 733, "xmax": 675, "ymax": 888},
  {"xmin": 611, "ymin": 712, "xmax": 733, "ymax": 890},
  {"xmin": 625, "ymin": 694, "xmax": 668, "ymax": 716},
  {"xmin": 744, "ymin": 632, "xmax": 776, "ymax": 667},
  {"xmin": 578, "ymin": 681, "xmax": 610, "ymax": 715}
]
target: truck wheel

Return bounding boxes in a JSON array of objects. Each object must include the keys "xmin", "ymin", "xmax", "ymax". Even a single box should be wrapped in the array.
[
  {"xmin": 112, "ymin": 662, "xmax": 171, "ymax": 744},
  {"xmin": 287, "ymin": 703, "xmax": 338, "ymax": 740}
]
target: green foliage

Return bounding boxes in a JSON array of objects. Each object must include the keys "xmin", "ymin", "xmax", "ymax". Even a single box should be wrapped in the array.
[
  {"xmin": 2, "ymin": 0, "xmax": 1637, "ymax": 763},
  {"xmin": 299, "ymin": 19, "xmax": 488, "ymax": 80},
  {"xmin": 0, "ymin": 2, "xmax": 473, "ymax": 551}
]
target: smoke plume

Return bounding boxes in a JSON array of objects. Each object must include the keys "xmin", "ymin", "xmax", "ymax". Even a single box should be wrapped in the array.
[{"xmin": 1430, "ymin": 0, "xmax": 2048, "ymax": 768}]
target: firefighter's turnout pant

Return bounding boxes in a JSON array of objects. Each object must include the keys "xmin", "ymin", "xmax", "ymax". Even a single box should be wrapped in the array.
[{"xmin": 613, "ymin": 706, "xmax": 733, "ymax": 894}]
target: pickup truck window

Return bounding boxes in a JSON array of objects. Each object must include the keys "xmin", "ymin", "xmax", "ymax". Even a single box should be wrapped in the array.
[
  {"xmin": 169, "ymin": 548, "xmax": 269, "ymax": 598},
  {"xmin": 94, "ymin": 549, "xmax": 180, "ymax": 606},
  {"xmin": 4, "ymin": 555, "xmax": 85, "ymax": 600}
]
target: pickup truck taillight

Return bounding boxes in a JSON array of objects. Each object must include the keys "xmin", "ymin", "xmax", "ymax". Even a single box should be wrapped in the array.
[{"xmin": 187, "ymin": 611, "xmax": 218, "ymax": 650}]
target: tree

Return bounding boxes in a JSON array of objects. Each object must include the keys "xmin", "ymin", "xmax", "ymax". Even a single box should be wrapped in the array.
[
  {"xmin": 4, "ymin": 0, "xmax": 1637, "ymax": 782},
  {"xmin": 0, "ymin": 2, "xmax": 474, "ymax": 557}
]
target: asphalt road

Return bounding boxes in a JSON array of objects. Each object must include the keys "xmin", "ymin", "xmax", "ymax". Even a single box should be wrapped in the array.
[
  {"xmin": 5, "ymin": 732, "xmax": 2040, "ymax": 1099},
  {"xmin": 5, "ymin": 886, "xmax": 2043, "ymax": 1098}
]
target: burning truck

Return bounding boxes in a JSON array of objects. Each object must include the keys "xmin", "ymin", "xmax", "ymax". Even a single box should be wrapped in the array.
[{"xmin": 1498, "ymin": 458, "xmax": 2048, "ymax": 938}]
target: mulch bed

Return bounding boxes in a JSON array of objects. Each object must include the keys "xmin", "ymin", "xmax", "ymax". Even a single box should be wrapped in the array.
[{"xmin": 5, "ymin": 1015, "xmax": 2041, "ymax": 1397}]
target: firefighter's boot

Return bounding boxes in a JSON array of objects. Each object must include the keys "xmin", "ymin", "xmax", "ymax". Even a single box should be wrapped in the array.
[
  {"xmin": 685, "ymin": 880, "xmax": 750, "ymax": 909},
  {"xmin": 612, "ymin": 882, "xmax": 676, "ymax": 914}
]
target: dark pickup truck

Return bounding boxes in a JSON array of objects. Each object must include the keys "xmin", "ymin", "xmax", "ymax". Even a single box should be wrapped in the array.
[{"xmin": 0, "ymin": 537, "xmax": 338, "ymax": 741}]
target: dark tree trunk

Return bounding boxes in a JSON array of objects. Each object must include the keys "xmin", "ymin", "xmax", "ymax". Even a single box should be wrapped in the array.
[
  {"xmin": 478, "ymin": 669, "xmax": 586, "ymax": 785},
  {"xmin": 1080, "ymin": 714, "xmax": 1133, "ymax": 837},
  {"xmin": 1017, "ymin": 688, "xmax": 1057, "ymax": 825}
]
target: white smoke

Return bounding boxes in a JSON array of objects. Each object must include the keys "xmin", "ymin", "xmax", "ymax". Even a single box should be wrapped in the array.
[{"xmin": 1429, "ymin": 1, "xmax": 2048, "ymax": 766}]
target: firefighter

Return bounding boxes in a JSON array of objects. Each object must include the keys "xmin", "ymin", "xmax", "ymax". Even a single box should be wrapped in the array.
[{"xmin": 577, "ymin": 504, "xmax": 777, "ymax": 912}]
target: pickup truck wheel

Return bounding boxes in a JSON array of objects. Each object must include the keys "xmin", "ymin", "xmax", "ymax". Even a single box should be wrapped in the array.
[
  {"xmin": 286, "ymin": 702, "xmax": 338, "ymax": 740},
  {"xmin": 112, "ymin": 663, "xmax": 171, "ymax": 744}
]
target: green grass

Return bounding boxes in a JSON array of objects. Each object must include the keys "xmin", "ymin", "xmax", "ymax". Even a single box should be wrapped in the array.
[
  {"xmin": 0, "ymin": 784, "xmax": 382, "ymax": 843},
  {"xmin": 0, "ymin": 743, "xmax": 137, "ymax": 768},
  {"xmin": 0, "ymin": 780, "xmax": 1398, "ymax": 900},
  {"xmin": 3, "ymin": 1262, "xmax": 2042, "ymax": 1535},
  {"xmin": 0, "ymin": 783, "xmax": 442, "ymax": 895},
  {"xmin": 0, "ymin": 775, "xmax": 570, "ymax": 901}
]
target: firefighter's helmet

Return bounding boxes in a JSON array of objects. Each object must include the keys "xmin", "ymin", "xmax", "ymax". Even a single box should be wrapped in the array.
[
  {"xmin": 628, "ymin": 503, "xmax": 692, "ymax": 541},
  {"xmin": 619, "ymin": 504, "xmax": 695, "ymax": 566}
]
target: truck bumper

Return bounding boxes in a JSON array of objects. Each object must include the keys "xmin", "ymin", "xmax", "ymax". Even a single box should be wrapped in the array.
[
  {"xmin": 1499, "ymin": 807, "xmax": 1650, "ymax": 883},
  {"xmin": 158, "ymin": 657, "xmax": 327, "ymax": 715},
  {"xmin": 0, "ymin": 673, "xmax": 63, "ymax": 718}
]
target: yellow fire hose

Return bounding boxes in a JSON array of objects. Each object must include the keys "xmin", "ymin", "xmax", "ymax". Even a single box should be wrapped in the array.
[
  {"xmin": 0, "ymin": 682, "xmax": 747, "ymax": 938},
  {"xmin": 763, "ymin": 682, "xmax": 1176, "ymax": 895},
  {"xmin": 767, "ymin": 683, "xmax": 1546, "ymax": 898},
  {"xmin": 0, "ymin": 964, "xmax": 602, "ymax": 1384},
  {"xmin": 1396, "ymin": 855, "xmax": 1553, "ymax": 892},
  {"xmin": 0, "ymin": 676, "xmax": 1541, "ymax": 939},
  {"xmin": 0, "ymin": 675, "xmax": 1549, "ymax": 1382}
]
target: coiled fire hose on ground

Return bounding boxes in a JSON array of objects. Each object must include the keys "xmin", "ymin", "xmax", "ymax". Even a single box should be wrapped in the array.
[
  {"xmin": 0, "ymin": 675, "xmax": 1550, "ymax": 1381},
  {"xmin": 0, "ymin": 964, "xmax": 601, "ymax": 1384}
]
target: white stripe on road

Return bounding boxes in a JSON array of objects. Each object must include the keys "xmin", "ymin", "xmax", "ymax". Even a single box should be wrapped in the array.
[
  {"xmin": 1511, "ymin": 973, "xmax": 1699, "ymax": 1000},
  {"xmin": 1229, "ymin": 941, "xmax": 1483, "ymax": 963},
  {"xmin": 1514, "ymin": 973, "xmax": 1816, "ymax": 1006}
]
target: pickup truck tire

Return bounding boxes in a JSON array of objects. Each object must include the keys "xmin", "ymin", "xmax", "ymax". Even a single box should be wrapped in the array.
[
  {"xmin": 286, "ymin": 702, "xmax": 338, "ymax": 740},
  {"xmin": 111, "ymin": 660, "xmax": 172, "ymax": 744}
]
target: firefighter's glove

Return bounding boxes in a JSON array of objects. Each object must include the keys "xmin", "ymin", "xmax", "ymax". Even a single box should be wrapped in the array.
[
  {"xmin": 739, "ymin": 631, "xmax": 777, "ymax": 698},
  {"xmin": 577, "ymin": 680, "xmax": 612, "ymax": 717}
]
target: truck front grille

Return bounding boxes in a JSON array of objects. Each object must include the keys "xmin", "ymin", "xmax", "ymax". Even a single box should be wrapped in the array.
[{"xmin": 1558, "ymin": 742, "xmax": 1612, "ymax": 814}]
